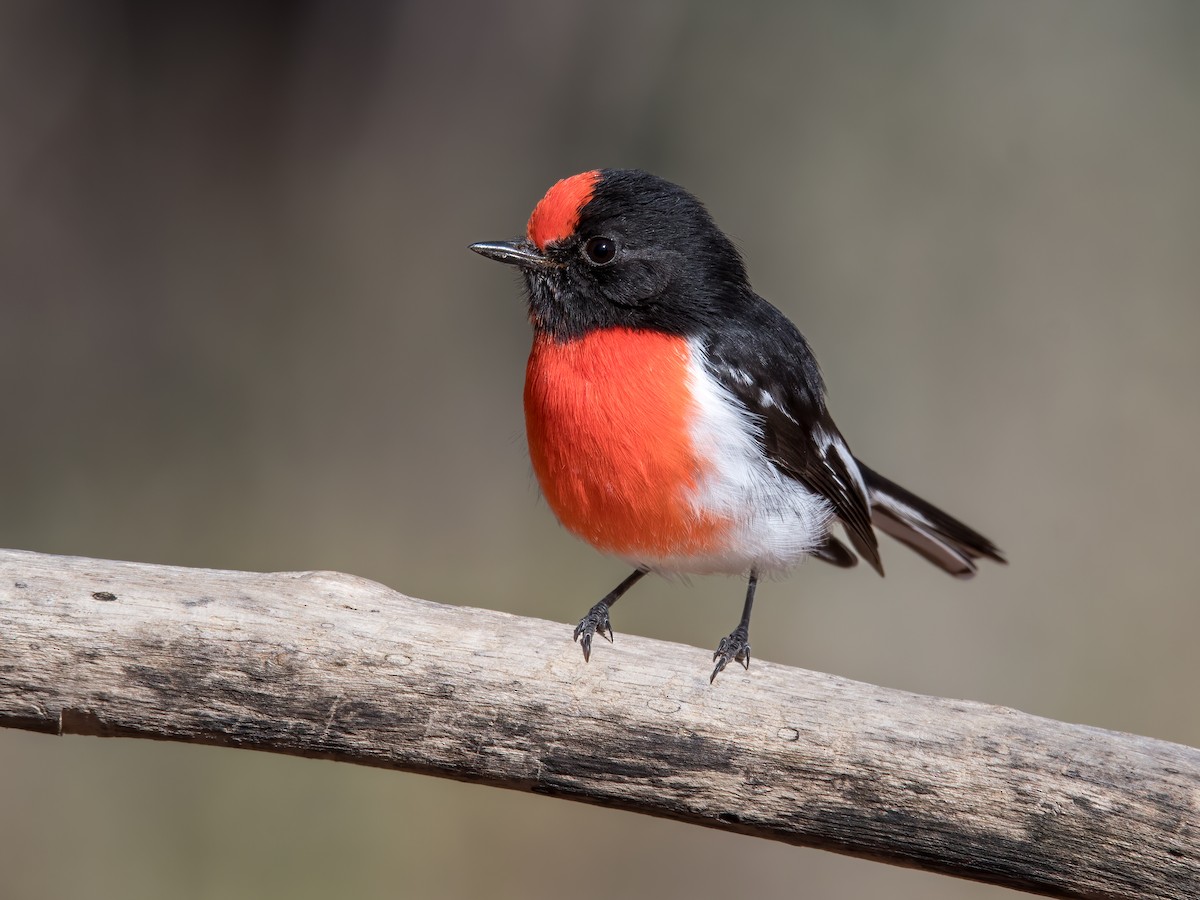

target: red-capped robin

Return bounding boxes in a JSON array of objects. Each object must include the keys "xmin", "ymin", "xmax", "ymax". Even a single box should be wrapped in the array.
[{"xmin": 471, "ymin": 169, "xmax": 1004, "ymax": 682}]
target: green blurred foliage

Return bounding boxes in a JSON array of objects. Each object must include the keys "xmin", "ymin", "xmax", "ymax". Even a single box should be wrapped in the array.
[{"xmin": 1, "ymin": 1, "xmax": 1198, "ymax": 898}]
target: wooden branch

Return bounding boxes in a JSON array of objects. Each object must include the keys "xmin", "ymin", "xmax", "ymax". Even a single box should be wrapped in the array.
[{"xmin": 1, "ymin": 548, "xmax": 1195, "ymax": 898}]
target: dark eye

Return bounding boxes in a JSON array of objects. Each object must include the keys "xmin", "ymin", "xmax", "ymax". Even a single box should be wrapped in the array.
[{"xmin": 583, "ymin": 236, "xmax": 617, "ymax": 266}]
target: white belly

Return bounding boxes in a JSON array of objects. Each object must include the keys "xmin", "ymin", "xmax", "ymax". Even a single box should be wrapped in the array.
[{"xmin": 624, "ymin": 338, "xmax": 834, "ymax": 576}]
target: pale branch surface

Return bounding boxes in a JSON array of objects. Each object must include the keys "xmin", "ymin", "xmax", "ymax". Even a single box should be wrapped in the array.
[{"xmin": 0, "ymin": 548, "xmax": 1195, "ymax": 899}]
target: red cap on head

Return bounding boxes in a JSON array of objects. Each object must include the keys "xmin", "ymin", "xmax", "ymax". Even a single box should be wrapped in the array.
[{"xmin": 526, "ymin": 170, "xmax": 601, "ymax": 250}]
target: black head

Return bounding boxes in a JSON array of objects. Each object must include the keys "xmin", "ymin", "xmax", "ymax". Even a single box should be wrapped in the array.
[{"xmin": 471, "ymin": 169, "xmax": 752, "ymax": 341}]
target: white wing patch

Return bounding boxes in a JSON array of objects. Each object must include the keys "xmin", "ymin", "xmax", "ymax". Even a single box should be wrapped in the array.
[
  {"xmin": 725, "ymin": 366, "xmax": 753, "ymax": 387},
  {"xmin": 755, "ymin": 387, "xmax": 799, "ymax": 424},
  {"xmin": 815, "ymin": 426, "xmax": 869, "ymax": 504}
]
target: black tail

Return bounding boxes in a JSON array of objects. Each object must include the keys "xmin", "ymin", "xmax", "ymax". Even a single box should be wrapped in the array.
[{"xmin": 855, "ymin": 460, "xmax": 1006, "ymax": 579}]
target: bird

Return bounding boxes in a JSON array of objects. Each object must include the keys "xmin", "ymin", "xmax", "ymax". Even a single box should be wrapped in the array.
[{"xmin": 470, "ymin": 169, "xmax": 1004, "ymax": 682}]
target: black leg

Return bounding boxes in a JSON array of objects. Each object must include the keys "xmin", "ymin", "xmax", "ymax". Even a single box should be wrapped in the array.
[
  {"xmin": 711, "ymin": 570, "xmax": 757, "ymax": 683},
  {"xmin": 573, "ymin": 568, "xmax": 647, "ymax": 662}
]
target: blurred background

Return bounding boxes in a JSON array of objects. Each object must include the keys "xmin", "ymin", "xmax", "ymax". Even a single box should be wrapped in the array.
[{"xmin": 1, "ymin": 1, "xmax": 1198, "ymax": 898}]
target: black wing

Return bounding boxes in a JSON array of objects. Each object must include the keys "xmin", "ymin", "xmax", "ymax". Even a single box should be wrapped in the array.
[{"xmin": 704, "ymin": 296, "xmax": 884, "ymax": 575}]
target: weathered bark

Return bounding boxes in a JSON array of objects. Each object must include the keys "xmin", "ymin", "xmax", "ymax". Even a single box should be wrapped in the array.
[{"xmin": 0, "ymin": 548, "xmax": 1195, "ymax": 899}]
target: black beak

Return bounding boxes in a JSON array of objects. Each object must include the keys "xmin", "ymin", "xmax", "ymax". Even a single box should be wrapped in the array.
[{"xmin": 469, "ymin": 240, "xmax": 557, "ymax": 269}]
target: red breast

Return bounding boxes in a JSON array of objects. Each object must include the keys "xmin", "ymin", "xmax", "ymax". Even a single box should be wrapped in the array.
[{"xmin": 524, "ymin": 328, "xmax": 731, "ymax": 559}]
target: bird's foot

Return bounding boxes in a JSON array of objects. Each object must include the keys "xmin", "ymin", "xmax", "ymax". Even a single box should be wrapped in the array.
[
  {"xmin": 573, "ymin": 602, "xmax": 614, "ymax": 662},
  {"xmin": 710, "ymin": 627, "xmax": 751, "ymax": 683}
]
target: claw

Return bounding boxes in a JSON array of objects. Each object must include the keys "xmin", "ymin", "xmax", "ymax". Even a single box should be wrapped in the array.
[
  {"xmin": 573, "ymin": 603, "xmax": 614, "ymax": 662},
  {"xmin": 710, "ymin": 629, "xmax": 751, "ymax": 683}
]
